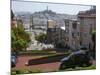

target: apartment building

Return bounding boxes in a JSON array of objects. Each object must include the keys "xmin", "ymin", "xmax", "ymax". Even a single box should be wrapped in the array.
[
  {"xmin": 47, "ymin": 18, "xmax": 81, "ymax": 50},
  {"xmin": 64, "ymin": 19, "xmax": 80, "ymax": 50},
  {"xmin": 77, "ymin": 6, "xmax": 96, "ymax": 50}
]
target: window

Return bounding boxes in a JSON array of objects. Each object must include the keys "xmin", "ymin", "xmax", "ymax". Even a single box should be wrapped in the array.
[
  {"xmin": 72, "ymin": 22, "xmax": 77, "ymax": 29},
  {"xmin": 89, "ymin": 24, "xmax": 92, "ymax": 34},
  {"xmin": 64, "ymin": 20, "xmax": 69, "ymax": 26},
  {"xmin": 80, "ymin": 42, "xmax": 82, "ymax": 45},
  {"xmin": 51, "ymin": 28, "xmax": 55, "ymax": 32},
  {"xmin": 72, "ymin": 33, "xmax": 75, "ymax": 38},
  {"xmin": 77, "ymin": 32, "xmax": 80, "ymax": 36}
]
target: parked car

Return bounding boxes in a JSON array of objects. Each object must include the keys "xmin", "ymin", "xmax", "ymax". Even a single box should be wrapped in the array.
[
  {"xmin": 11, "ymin": 54, "xmax": 17, "ymax": 67},
  {"xmin": 59, "ymin": 50, "xmax": 92, "ymax": 70}
]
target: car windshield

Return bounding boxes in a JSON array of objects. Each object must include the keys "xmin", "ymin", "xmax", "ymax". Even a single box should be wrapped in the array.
[
  {"xmin": 73, "ymin": 50, "xmax": 85, "ymax": 55},
  {"xmin": 61, "ymin": 50, "xmax": 86, "ymax": 62}
]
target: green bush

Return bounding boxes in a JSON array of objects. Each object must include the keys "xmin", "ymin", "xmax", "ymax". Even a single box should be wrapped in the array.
[
  {"xmin": 35, "ymin": 33, "xmax": 47, "ymax": 43},
  {"xmin": 11, "ymin": 23, "xmax": 31, "ymax": 54},
  {"xmin": 18, "ymin": 50, "xmax": 58, "ymax": 56},
  {"xmin": 11, "ymin": 69, "xmax": 42, "ymax": 74},
  {"xmin": 28, "ymin": 69, "xmax": 42, "ymax": 73},
  {"xmin": 11, "ymin": 71, "xmax": 16, "ymax": 75}
]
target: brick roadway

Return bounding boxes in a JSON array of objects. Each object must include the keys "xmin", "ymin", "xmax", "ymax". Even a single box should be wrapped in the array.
[
  {"xmin": 15, "ymin": 56, "xmax": 61, "ymax": 72},
  {"xmin": 15, "ymin": 55, "xmax": 96, "ymax": 72}
]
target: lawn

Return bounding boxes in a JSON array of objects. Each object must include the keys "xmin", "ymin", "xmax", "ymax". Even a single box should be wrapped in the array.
[{"xmin": 11, "ymin": 65, "xmax": 96, "ymax": 75}]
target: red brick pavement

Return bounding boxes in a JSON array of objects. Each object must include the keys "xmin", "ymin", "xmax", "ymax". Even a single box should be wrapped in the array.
[
  {"xmin": 14, "ymin": 56, "xmax": 96, "ymax": 72},
  {"xmin": 15, "ymin": 56, "xmax": 60, "ymax": 72}
]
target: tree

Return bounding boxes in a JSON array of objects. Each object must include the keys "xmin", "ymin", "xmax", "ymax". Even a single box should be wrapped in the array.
[
  {"xmin": 88, "ymin": 29, "xmax": 96, "ymax": 50},
  {"xmin": 91, "ymin": 30, "xmax": 96, "ymax": 59},
  {"xmin": 92, "ymin": 30, "xmax": 96, "ymax": 50},
  {"xmin": 11, "ymin": 23, "xmax": 31, "ymax": 54},
  {"xmin": 35, "ymin": 33, "xmax": 47, "ymax": 43}
]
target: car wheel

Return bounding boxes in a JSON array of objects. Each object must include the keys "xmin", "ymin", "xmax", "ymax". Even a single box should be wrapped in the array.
[
  {"xmin": 81, "ymin": 63, "xmax": 91, "ymax": 67},
  {"xmin": 59, "ymin": 63, "xmax": 66, "ymax": 70},
  {"xmin": 85, "ymin": 62, "xmax": 92, "ymax": 67}
]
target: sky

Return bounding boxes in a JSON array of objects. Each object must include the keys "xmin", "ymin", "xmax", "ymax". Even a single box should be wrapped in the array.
[{"xmin": 12, "ymin": 0, "xmax": 93, "ymax": 15}]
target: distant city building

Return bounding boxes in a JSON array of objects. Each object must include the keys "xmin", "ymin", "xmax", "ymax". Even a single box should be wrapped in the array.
[
  {"xmin": 77, "ymin": 6, "xmax": 96, "ymax": 50},
  {"xmin": 16, "ymin": 13, "xmax": 31, "ymax": 31}
]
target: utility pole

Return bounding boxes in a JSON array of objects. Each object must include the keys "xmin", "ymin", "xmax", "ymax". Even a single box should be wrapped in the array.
[
  {"xmin": 44, "ymin": 6, "xmax": 49, "ymax": 30},
  {"xmin": 44, "ymin": 6, "xmax": 49, "ymax": 43},
  {"xmin": 47, "ymin": 6, "xmax": 48, "ymax": 11},
  {"xmin": 30, "ymin": 15, "xmax": 34, "ymax": 32}
]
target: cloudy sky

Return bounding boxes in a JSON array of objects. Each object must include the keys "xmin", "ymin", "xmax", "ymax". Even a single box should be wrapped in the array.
[{"xmin": 12, "ymin": 0, "xmax": 92, "ymax": 15}]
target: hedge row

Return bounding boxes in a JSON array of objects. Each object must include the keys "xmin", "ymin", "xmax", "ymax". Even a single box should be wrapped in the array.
[{"xmin": 18, "ymin": 50, "xmax": 69, "ymax": 56}]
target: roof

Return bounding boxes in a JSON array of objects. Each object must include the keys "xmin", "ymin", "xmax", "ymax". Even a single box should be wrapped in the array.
[
  {"xmin": 78, "ymin": 14, "xmax": 96, "ymax": 18},
  {"xmin": 78, "ymin": 7, "xmax": 96, "ymax": 18}
]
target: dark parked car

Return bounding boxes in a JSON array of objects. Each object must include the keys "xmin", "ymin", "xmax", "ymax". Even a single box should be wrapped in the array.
[
  {"xmin": 59, "ymin": 50, "xmax": 92, "ymax": 70},
  {"xmin": 11, "ymin": 55, "xmax": 17, "ymax": 67}
]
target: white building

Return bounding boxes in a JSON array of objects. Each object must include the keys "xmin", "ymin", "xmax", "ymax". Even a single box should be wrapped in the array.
[{"xmin": 64, "ymin": 19, "xmax": 80, "ymax": 50}]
